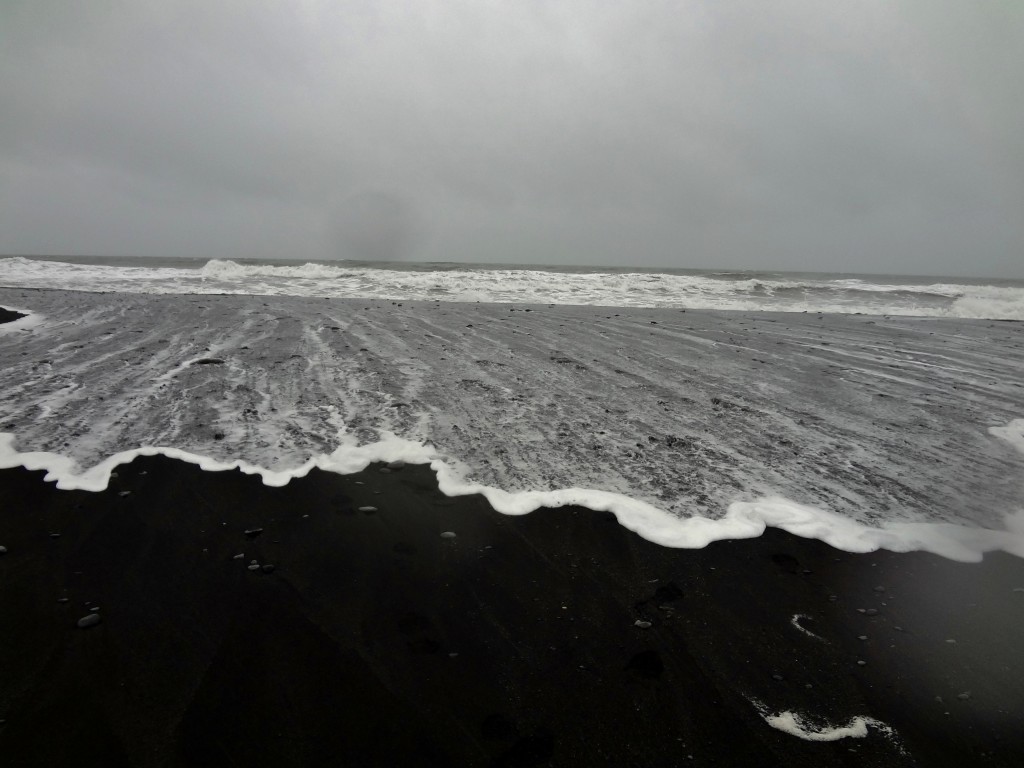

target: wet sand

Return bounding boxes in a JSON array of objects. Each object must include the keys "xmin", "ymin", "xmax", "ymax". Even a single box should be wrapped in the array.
[{"xmin": 1, "ymin": 457, "xmax": 1023, "ymax": 767}]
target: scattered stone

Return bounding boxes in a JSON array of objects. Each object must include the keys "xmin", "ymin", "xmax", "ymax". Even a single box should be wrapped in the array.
[
  {"xmin": 57, "ymin": 597, "xmax": 69, "ymax": 603},
  {"xmin": 1013, "ymin": 587, "xmax": 1024, "ymax": 593},
  {"xmin": 894, "ymin": 626, "xmax": 904, "ymax": 632},
  {"xmin": 946, "ymin": 638, "xmax": 957, "ymax": 645},
  {"xmin": 77, "ymin": 614, "xmax": 101, "ymax": 629},
  {"xmin": 856, "ymin": 608, "xmax": 866, "ymax": 614},
  {"xmin": 857, "ymin": 660, "xmax": 867, "ymax": 666},
  {"xmin": 0, "ymin": 545, "xmax": 6, "ymax": 555},
  {"xmin": 261, "ymin": 564, "xmax": 275, "ymax": 574},
  {"xmin": 827, "ymin": 594, "xmax": 838, "ymax": 602},
  {"xmin": 957, "ymin": 692, "xmax": 971, "ymax": 701},
  {"xmin": 388, "ymin": 460, "xmax": 406, "ymax": 470},
  {"xmin": 379, "ymin": 467, "xmax": 391, "ymax": 473},
  {"xmin": 302, "ymin": 514, "xmax": 309, "ymax": 518},
  {"xmin": 440, "ymin": 531, "xmax": 457, "ymax": 539},
  {"xmin": 772, "ymin": 674, "xmax": 784, "ymax": 681},
  {"xmin": 244, "ymin": 528, "xmax": 264, "ymax": 538},
  {"xmin": 357, "ymin": 506, "xmax": 377, "ymax": 513},
  {"xmin": 231, "ymin": 553, "xmax": 245, "ymax": 560},
  {"xmin": 634, "ymin": 620, "xmax": 652, "ymax": 629},
  {"xmin": 247, "ymin": 564, "xmax": 261, "ymax": 571},
  {"xmin": 858, "ymin": 635, "xmax": 868, "ymax": 641},
  {"xmin": 89, "ymin": 606, "xmax": 100, "ymax": 613},
  {"xmin": 118, "ymin": 491, "xmax": 131, "ymax": 497},
  {"xmin": 49, "ymin": 533, "xmax": 61, "ymax": 539},
  {"xmin": 865, "ymin": 608, "xmax": 879, "ymax": 616}
]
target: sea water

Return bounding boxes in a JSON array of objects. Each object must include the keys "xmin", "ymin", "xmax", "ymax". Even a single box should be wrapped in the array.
[{"xmin": 1, "ymin": 256, "xmax": 1022, "ymax": 561}]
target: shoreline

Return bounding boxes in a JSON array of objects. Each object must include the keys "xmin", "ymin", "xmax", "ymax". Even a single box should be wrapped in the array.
[{"xmin": 2, "ymin": 456, "xmax": 1023, "ymax": 766}]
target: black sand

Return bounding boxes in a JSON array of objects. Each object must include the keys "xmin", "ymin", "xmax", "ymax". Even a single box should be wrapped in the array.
[{"xmin": 2, "ymin": 458, "xmax": 1022, "ymax": 767}]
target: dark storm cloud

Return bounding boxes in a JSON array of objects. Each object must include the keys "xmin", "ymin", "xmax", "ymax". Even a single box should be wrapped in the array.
[{"xmin": 1, "ymin": 0, "xmax": 1021, "ymax": 275}]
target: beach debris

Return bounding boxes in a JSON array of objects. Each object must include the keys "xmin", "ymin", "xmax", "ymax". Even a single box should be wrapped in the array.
[
  {"xmin": 633, "ymin": 619, "xmax": 652, "ymax": 629},
  {"xmin": 358, "ymin": 506, "xmax": 377, "ymax": 513},
  {"xmin": 244, "ymin": 528, "xmax": 263, "ymax": 538},
  {"xmin": 440, "ymin": 531, "xmax": 457, "ymax": 539},
  {"xmin": 77, "ymin": 614, "xmax": 101, "ymax": 629}
]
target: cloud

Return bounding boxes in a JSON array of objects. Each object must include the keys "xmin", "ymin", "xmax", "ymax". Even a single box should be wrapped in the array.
[{"xmin": 1, "ymin": 0, "xmax": 1021, "ymax": 275}]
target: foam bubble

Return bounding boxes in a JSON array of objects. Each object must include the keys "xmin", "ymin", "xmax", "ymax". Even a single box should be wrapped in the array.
[{"xmin": 2, "ymin": 432, "xmax": 1022, "ymax": 562}]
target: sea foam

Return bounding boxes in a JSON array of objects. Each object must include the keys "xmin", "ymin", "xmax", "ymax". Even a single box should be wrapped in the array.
[{"xmin": 3, "ymin": 431, "xmax": 1022, "ymax": 563}]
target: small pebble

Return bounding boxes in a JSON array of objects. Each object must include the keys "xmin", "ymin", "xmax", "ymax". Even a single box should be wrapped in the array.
[
  {"xmin": 858, "ymin": 635, "xmax": 868, "ymax": 641},
  {"xmin": 772, "ymin": 674, "xmax": 784, "ymax": 681},
  {"xmin": 379, "ymin": 467, "xmax": 391, "ymax": 474},
  {"xmin": 946, "ymin": 638, "xmax": 957, "ymax": 644},
  {"xmin": 358, "ymin": 506, "xmax": 377, "ymax": 513},
  {"xmin": 856, "ymin": 660, "xmax": 867, "ymax": 666},
  {"xmin": 57, "ymin": 597, "xmax": 70, "ymax": 603},
  {"xmin": 247, "ymin": 564, "xmax": 261, "ymax": 571},
  {"xmin": 244, "ymin": 528, "xmax": 263, "ymax": 538},
  {"xmin": 77, "ymin": 614, "xmax": 101, "ymax": 629},
  {"xmin": 874, "ymin": 586, "xmax": 886, "ymax": 593},
  {"xmin": 634, "ymin": 620, "xmax": 652, "ymax": 629},
  {"xmin": 118, "ymin": 491, "xmax": 131, "ymax": 497},
  {"xmin": 957, "ymin": 692, "xmax": 971, "ymax": 701},
  {"xmin": 388, "ymin": 460, "xmax": 406, "ymax": 470},
  {"xmin": 865, "ymin": 608, "xmax": 879, "ymax": 616},
  {"xmin": 49, "ymin": 533, "xmax": 61, "ymax": 539},
  {"xmin": 440, "ymin": 531, "xmax": 457, "ymax": 539},
  {"xmin": 232, "ymin": 553, "xmax": 245, "ymax": 560},
  {"xmin": 261, "ymin": 564, "xmax": 275, "ymax": 574}
]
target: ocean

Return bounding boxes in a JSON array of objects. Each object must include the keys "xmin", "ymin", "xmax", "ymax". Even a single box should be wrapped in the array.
[
  {"xmin": 1, "ymin": 255, "xmax": 1023, "ymax": 562},
  {"xmin": 4, "ymin": 255, "xmax": 1024, "ymax": 319}
]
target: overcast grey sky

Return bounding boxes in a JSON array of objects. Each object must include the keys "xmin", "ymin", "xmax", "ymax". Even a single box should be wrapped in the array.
[{"xmin": 1, "ymin": 1, "xmax": 1021, "ymax": 276}]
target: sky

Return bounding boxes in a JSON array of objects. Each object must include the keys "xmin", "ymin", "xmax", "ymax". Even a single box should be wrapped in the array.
[{"xmin": 1, "ymin": 1, "xmax": 1022, "ymax": 277}]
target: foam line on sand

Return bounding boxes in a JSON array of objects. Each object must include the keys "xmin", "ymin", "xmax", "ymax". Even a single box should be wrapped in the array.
[{"xmin": 2, "ymin": 431, "xmax": 1022, "ymax": 563}]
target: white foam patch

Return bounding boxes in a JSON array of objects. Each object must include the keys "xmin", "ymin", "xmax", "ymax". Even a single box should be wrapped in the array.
[
  {"xmin": 790, "ymin": 614, "xmax": 824, "ymax": 642},
  {"xmin": 2, "ymin": 432, "xmax": 1024, "ymax": 563},
  {"xmin": 990, "ymin": 419, "xmax": 1024, "ymax": 457}
]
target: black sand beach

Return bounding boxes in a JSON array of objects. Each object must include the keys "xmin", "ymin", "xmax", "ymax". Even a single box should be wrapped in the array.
[{"xmin": 1, "ymin": 457, "xmax": 1023, "ymax": 767}]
